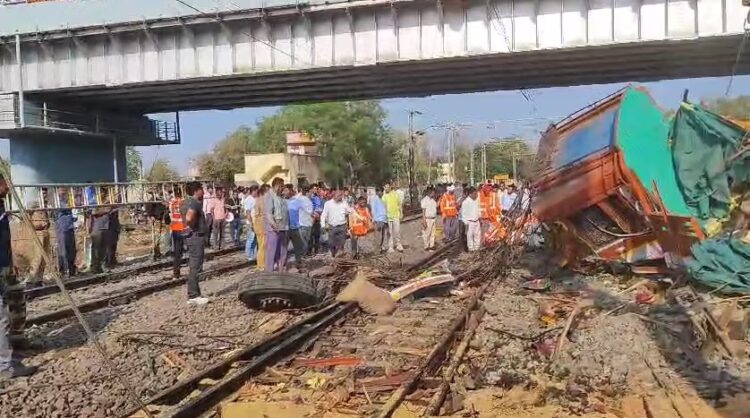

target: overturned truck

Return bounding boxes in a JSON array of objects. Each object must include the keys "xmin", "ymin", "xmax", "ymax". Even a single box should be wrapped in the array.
[{"xmin": 533, "ymin": 86, "xmax": 709, "ymax": 269}]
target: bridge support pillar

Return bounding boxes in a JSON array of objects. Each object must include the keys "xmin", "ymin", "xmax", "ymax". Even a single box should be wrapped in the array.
[{"xmin": 8, "ymin": 132, "xmax": 127, "ymax": 184}]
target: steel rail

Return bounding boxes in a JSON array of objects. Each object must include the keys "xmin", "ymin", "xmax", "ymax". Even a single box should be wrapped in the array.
[
  {"xmin": 121, "ymin": 238, "xmax": 458, "ymax": 418},
  {"xmin": 27, "ymin": 259, "xmax": 252, "ymax": 326},
  {"xmin": 25, "ymin": 246, "xmax": 242, "ymax": 300}
]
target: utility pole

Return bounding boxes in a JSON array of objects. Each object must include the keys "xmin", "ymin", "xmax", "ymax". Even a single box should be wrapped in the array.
[
  {"xmin": 469, "ymin": 146, "xmax": 475, "ymax": 185},
  {"xmin": 482, "ymin": 144, "xmax": 487, "ymax": 183},
  {"xmin": 407, "ymin": 109, "xmax": 422, "ymax": 206}
]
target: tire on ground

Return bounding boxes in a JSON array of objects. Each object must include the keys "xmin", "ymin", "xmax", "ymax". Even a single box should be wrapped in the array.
[{"xmin": 238, "ymin": 272, "xmax": 321, "ymax": 311}]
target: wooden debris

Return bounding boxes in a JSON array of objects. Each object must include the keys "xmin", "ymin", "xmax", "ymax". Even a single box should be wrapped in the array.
[
  {"xmin": 292, "ymin": 356, "xmax": 364, "ymax": 368},
  {"xmin": 554, "ymin": 299, "xmax": 594, "ymax": 359}
]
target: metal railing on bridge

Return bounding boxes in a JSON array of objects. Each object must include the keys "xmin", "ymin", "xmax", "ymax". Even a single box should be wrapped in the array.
[{"xmin": 7, "ymin": 180, "xmax": 219, "ymax": 212}]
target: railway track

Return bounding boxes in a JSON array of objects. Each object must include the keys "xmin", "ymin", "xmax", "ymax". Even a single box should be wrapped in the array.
[
  {"xmin": 117, "ymin": 240, "xmax": 460, "ymax": 418},
  {"xmin": 25, "ymin": 246, "xmax": 243, "ymax": 301},
  {"xmin": 28, "ymin": 214, "xmax": 426, "ymax": 328}
]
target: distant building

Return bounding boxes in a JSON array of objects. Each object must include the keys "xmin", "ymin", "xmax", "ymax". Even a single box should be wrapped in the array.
[{"xmin": 234, "ymin": 131, "xmax": 323, "ymax": 186}]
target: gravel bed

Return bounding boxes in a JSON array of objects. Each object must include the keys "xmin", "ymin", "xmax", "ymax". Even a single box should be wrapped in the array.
[{"xmin": 1, "ymin": 270, "xmax": 281, "ymax": 418}]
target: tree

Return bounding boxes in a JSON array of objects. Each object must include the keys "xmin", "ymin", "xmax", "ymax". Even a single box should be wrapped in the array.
[
  {"xmin": 473, "ymin": 138, "xmax": 534, "ymax": 181},
  {"xmin": 145, "ymin": 158, "xmax": 179, "ymax": 182},
  {"xmin": 126, "ymin": 147, "xmax": 142, "ymax": 181},
  {"xmin": 255, "ymin": 101, "xmax": 400, "ymax": 186},
  {"xmin": 196, "ymin": 127, "xmax": 255, "ymax": 183},
  {"xmin": 704, "ymin": 96, "xmax": 750, "ymax": 120}
]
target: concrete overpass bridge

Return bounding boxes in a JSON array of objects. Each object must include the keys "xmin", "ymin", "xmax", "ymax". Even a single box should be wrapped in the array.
[{"xmin": 0, "ymin": 0, "xmax": 749, "ymax": 182}]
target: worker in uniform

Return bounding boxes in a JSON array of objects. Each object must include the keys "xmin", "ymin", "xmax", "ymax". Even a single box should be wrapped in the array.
[
  {"xmin": 55, "ymin": 187, "xmax": 77, "ymax": 278},
  {"xmin": 348, "ymin": 196, "xmax": 372, "ymax": 258},
  {"xmin": 0, "ymin": 175, "xmax": 37, "ymax": 376},
  {"xmin": 181, "ymin": 181, "xmax": 209, "ymax": 306},
  {"xmin": 438, "ymin": 186, "xmax": 459, "ymax": 241},
  {"xmin": 169, "ymin": 189, "xmax": 185, "ymax": 279},
  {"xmin": 88, "ymin": 202, "xmax": 111, "ymax": 275},
  {"xmin": 25, "ymin": 201, "xmax": 51, "ymax": 289},
  {"xmin": 478, "ymin": 184, "xmax": 499, "ymax": 240}
]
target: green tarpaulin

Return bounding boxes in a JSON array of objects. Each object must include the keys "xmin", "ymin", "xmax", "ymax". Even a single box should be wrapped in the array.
[
  {"xmin": 669, "ymin": 102, "xmax": 750, "ymax": 221},
  {"xmin": 686, "ymin": 237, "xmax": 750, "ymax": 294}
]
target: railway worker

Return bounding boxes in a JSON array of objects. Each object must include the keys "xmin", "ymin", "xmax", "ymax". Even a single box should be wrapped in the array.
[
  {"xmin": 242, "ymin": 184, "xmax": 259, "ymax": 262},
  {"xmin": 24, "ymin": 200, "xmax": 51, "ymax": 289},
  {"xmin": 420, "ymin": 187, "xmax": 438, "ymax": 251},
  {"xmin": 478, "ymin": 184, "xmax": 499, "ymax": 238},
  {"xmin": 54, "ymin": 187, "xmax": 77, "ymax": 278},
  {"xmin": 264, "ymin": 178, "xmax": 289, "ymax": 272},
  {"xmin": 309, "ymin": 184, "xmax": 324, "ymax": 255},
  {"xmin": 382, "ymin": 183, "xmax": 404, "ymax": 253},
  {"xmin": 368, "ymin": 187, "xmax": 388, "ymax": 253},
  {"xmin": 460, "ymin": 187, "xmax": 481, "ymax": 252},
  {"xmin": 181, "ymin": 181, "xmax": 209, "ymax": 306},
  {"xmin": 438, "ymin": 186, "xmax": 459, "ymax": 242},
  {"xmin": 105, "ymin": 206, "xmax": 121, "ymax": 269},
  {"xmin": 169, "ymin": 189, "xmax": 186, "ymax": 279},
  {"xmin": 88, "ymin": 199, "xmax": 111, "ymax": 275},
  {"xmin": 349, "ymin": 196, "xmax": 372, "ymax": 258},
  {"xmin": 321, "ymin": 189, "xmax": 351, "ymax": 257},
  {"xmin": 0, "ymin": 176, "xmax": 37, "ymax": 378}
]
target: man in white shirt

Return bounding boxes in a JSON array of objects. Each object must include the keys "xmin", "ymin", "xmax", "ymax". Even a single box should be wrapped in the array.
[
  {"xmin": 297, "ymin": 186, "xmax": 314, "ymax": 256},
  {"xmin": 460, "ymin": 187, "xmax": 481, "ymax": 252},
  {"xmin": 321, "ymin": 189, "xmax": 351, "ymax": 257},
  {"xmin": 420, "ymin": 187, "xmax": 438, "ymax": 251},
  {"xmin": 501, "ymin": 184, "xmax": 518, "ymax": 214}
]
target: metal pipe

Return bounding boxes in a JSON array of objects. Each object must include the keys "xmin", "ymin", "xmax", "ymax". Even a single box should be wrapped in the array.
[{"xmin": 15, "ymin": 34, "xmax": 24, "ymax": 128}]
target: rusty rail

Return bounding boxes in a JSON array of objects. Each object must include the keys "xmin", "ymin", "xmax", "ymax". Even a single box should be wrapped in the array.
[
  {"xmin": 124, "ymin": 238, "xmax": 458, "ymax": 418},
  {"xmin": 25, "ymin": 246, "xmax": 242, "ymax": 300},
  {"xmin": 27, "ymin": 259, "xmax": 251, "ymax": 326}
]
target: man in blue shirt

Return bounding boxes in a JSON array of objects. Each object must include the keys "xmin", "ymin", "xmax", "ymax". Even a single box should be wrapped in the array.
[
  {"xmin": 368, "ymin": 187, "xmax": 388, "ymax": 253},
  {"xmin": 309, "ymin": 184, "xmax": 324, "ymax": 255},
  {"xmin": 285, "ymin": 185, "xmax": 305, "ymax": 269}
]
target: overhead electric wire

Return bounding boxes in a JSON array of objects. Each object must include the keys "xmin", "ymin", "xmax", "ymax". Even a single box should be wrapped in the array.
[{"xmin": 174, "ymin": 0, "xmax": 313, "ymax": 67}]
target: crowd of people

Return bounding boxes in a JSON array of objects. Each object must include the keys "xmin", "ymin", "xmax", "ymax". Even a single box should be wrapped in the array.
[{"xmin": 0, "ymin": 176, "xmax": 529, "ymax": 381}]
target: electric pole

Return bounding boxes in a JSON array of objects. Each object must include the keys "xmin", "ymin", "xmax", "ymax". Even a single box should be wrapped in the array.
[
  {"xmin": 482, "ymin": 144, "xmax": 488, "ymax": 183},
  {"xmin": 407, "ymin": 109, "xmax": 422, "ymax": 207},
  {"xmin": 469, "ymin": 146, "xmax": 475, "ymax": 185}
]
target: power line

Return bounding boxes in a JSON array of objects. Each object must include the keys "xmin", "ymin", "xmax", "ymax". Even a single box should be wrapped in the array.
[{"xmin": 174, "ymin": 0, "xmax": 313, "ymax": 67}]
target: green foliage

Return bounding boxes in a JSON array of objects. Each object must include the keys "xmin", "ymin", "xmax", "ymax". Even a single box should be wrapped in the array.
[
  {"xmin": 705, "ymin": 96, "xmax": 750, "ymax": 120},
  {"xmin": 475, "ymin": 138, "xmax": 534, "ymax": 180},
  {"xmin": 198, "ymin": 101, "xmax": 401, "ymax": 186},
  {"xmin": 126, "ymin": 147, "xmax": 142, "ymax": 181},
  {"xmin": 197, "ymin": 127, "xmax": 255, "ymax": 183},
  {"xmin": 145, "ymin": 158, "xmax": 179, "ymax": 182}
]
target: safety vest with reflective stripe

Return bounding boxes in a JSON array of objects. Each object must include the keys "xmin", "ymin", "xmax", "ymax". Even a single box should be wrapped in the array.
[
  {"xmin": 349, "ymin": 207, "xmax": 371, "ymax": 237},
  {"xmin": 438, "ymin": 194, "xmax": 458, "ymax": 217},
  {"xmin": 169, "ymin": 198, "xmax": 185, "ymax": 232},
  {"xmin": 478, "ymin": 193, "xmax": 498, "ymax": 220}
]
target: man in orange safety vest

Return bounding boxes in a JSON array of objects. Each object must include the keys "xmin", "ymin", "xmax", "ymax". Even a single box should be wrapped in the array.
[
  {"xmin": 169, "ymin": 189, "xmax": 186, "ymax": 278},
  {"xmin": 438, "ymin": 186, "xmax": 459, "ymax": 241}
]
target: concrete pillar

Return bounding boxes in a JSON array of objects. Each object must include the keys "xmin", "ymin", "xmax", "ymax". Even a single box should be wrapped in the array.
[{"xmin": 9, "ymin": 132, "xmax": 126, "ymax": 184}]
